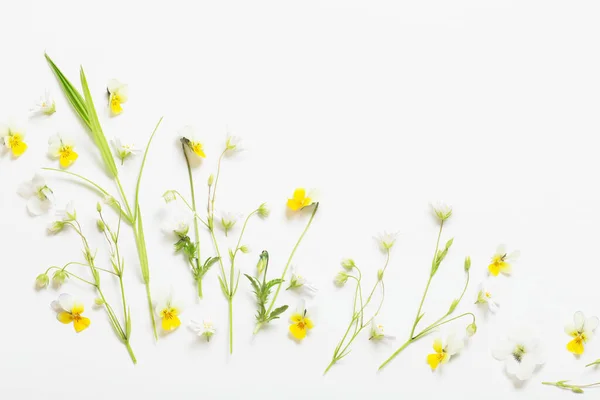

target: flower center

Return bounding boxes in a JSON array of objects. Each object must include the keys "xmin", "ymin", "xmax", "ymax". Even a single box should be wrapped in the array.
[
  {"xmin": 8, "ymin": 134, "xmax": 23, "ymax": 148},
  {"xmin": 36, "ymin": 186, "xmax": 51, "ymax": 200},
  {"xmin": 485, "ymin": 291, "xmax": 492, "ymax": 298},
  {"xmin": 512, "ymin": 345, "xmax": 526, "ymax": 363},
  {"xmin": 296, "ymin": 320, "xmax": 306, "ymax": 330},
  {"xmin": 162, "ymin": 308, "xmax": 177, "ymax": 320}
]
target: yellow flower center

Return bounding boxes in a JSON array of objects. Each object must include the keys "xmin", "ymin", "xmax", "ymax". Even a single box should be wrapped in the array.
[
  {"xmin": 58, "ymin": 145, "xmax": 78, "ymax": 168},
  {"xmin": 7, "ymin": 133, "xmax": 27, "ymax": 156},
  {"xmin": 110, "ymin": 94, "xmax": 124, "ymax": 114},
  {"xmin": 485, "ymin": 292, "xmax": 492, "ymax": 298}
]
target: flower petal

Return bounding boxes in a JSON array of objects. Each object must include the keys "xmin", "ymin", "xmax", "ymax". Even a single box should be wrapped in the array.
[
  {"xmin": 73, "ymin": 317, "xmax": 90, "ymax": 332},
  {"xmin": 515, "ymin": 354, "xmax": 537, "ymax": 381},
  {"xmin": 27, "ymin": 197, "xmax": 51, "ymax": 216},
  {"xmin": 492, "ymin": 340, "xmax": 513, "ymax": 361},
  {"xmin": 586, "ymin": 316, "xmax": 599, "ymax": 332},
  {"xmin": 574, "ymin": 311, "xmax": 585, "ymax": 331},
  {"xmin": 289, "ymin": 323, "xmax": 306, "ymax": 340},
  {"xmin": 57, "ymin": 312, "xmax": 73, "ymax": 324},
  {"xmin": 58, "ymin": 294, "xmax": 75, "ymax": 312}
]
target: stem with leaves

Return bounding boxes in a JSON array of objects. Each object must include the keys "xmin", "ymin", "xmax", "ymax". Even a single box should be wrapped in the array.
[{"xmin": 543, "ymin": 380, "xmax": 600, "ymax": 394}]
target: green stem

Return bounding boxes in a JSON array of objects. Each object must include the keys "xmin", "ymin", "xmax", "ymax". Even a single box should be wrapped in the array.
[
  {"xmin": 228, "ymin": 298, "xmax": 233, "ymax": 354},
  {"xmin": 115, "ymin": 176, "xmax": 134, "ymax": 221},
  {"xmin": 182, "ymin": 142, "xmax": 202, "ymax": 298},
  {"xmin": 378, "ymin": 339, "xmax": 413, "ymax": 371},
  {"xmin": 125, "ymin": 341, "xmax": 137, "ymax": 364},
  {"xmin": 410, "ymin": 221, "xmax": 444, "ymax": 337},
  {"xmin": 586, "ymin": 359, "xmax": 600, "ymax": 368},
  {"xmin": 264, "ymin": 203, "xmax": 319, "ymax": 317}
]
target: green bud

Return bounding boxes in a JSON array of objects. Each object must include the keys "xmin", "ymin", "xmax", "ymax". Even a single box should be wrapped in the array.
[
  {"xmin": 334, "ymin": 271, "xmax": 349, "ymax": 287},
  {"xmin": 257, "ymin": 203, "xmax": 270, "ymax": 218},
  {"xmin": 257, "ymin": 251, "xmax": 269, "ymax": 274},
  {"xmin": 35, "ymin": 273, "xmax": 49, "ymax": 289},
  {"xmin": 466, "ymin": 322, "xmax": 477, "ymax": 337},
  {"xmin": 52, "ymin": 270, "xmax": 67, "ymax": 287},
  {"xmin": 96, "ymin": 202, "xmax": 102, "ymax": 212},
  {"xmin": 239, "ymin": 245, "xmax": 250, "ymax": 254},
  {"xmin": 94, "ymin": 298, "xmax": 105, "ymax": 306},
  {"xmin": 208, "ymin": 174, "xmax": 215, "ymax": 187},
  {"xmin": 97, "ymin": 220, "xmax": 106, "ymax": 232},
  {"xmin": 572, "ymin": 387, "xmax": 584, "ymax": 394},
  {"xmin": 464, "ymin": 256, "xmax": 471, "ymax": 272},
  {"xmin": 48, "ymin": 221, "xmax": 65, "ymax": 234},
  {"xmin": 448, "ymin": 298, "xmax": 459, "ymax": 313},
  {"xmin": 377, "ymin": 269, "xmax": 384, "ymax": 281},
  {"xmin": 162, "ymin": 190, "xmax": 176, "ymax": 203},
  {"xmin": 341, "ymin": 258, "xmax": 356, "ymax": 271}
]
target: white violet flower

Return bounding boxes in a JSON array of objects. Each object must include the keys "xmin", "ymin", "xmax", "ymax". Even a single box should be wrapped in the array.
[
  {"xmin": 30, "ymin": 90, "xmax": 56, "ymax": 115},
  {"xmin": 475, "ymin": 281, "xmax": 500, "ymax": 313},
  {"xmin": 190, "ymin": 319, "xmax": 216, "ymax": 341},
  {"xmin": 286, "ymin": 265, "xmax": 318, "ymax": 294},
  {"xmin": 369, "ymin": 320, "xmax": 395, "ymax": 341},
  {"xmin": 107, "ymin": 79, "xmax": 128, "ymax": 116},
  {"xmin": 111, "ymin": 137, "xmax": 139, "ymax": 164},
  {"xmin": 17, "ymin": 173, "xmax": 54, "ymax": 215},
  {"xmin": 565, "ymin": 311, "xmax": 599, "ymax": 355},
  {"xmin": 492, "ymin": 329, "xmax": 545, "ymax": 381}
]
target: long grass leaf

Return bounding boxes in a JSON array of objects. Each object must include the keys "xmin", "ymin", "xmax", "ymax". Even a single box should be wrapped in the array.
[{"xmin": 134, "ymin": 117, "xmax": 163, "ymax": 221}]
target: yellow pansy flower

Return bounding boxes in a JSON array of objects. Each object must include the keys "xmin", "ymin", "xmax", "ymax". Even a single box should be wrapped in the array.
[
  {"xmin": 0, "ymin": 123, "xmax": 27, "ymax": 157},
  {"xmin": 180, "ymin": 126, "xmax": 207, "ymax": 160},
  {"xmin": 155, "ymin": 294, "xmax": 182, "ymax": 332},
  {"xmin": 287, "ymin": 188, "xmax": 313, "ymax": 211},
  {"xmin": 51, "ymin": 293, "xmax": 91, "ymax": 333},
  {"xmin": 565, "ymin": 311, "xmax": 599, "ymax": 355},
  {"xmin": 289, "ymin": 300, "xmax": 314, "ymax": 341},
  {"xmin": 488, "ymin": 244, "xmax": 520, "ymax": 276},
  {"xmin": 426, "ymin": 334, "xmax": 463, "ymax": 370},
  {"xmin": 107, "ymin": 79, "xmax": 128, "ymax": 116},
  {"xmin": 48, "ymin": 134, "xmax": 78, "ymax": 168}
]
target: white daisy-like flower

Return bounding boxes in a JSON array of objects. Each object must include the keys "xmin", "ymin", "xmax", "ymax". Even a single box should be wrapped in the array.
[
  {"xmin": 17, "ymin": 173, "xmax": 54, "ymax": 215},
  {"xmin": 107, "ymin": 79, "xmax": 128, "ymax": 116},
  {"xmin": 219, "ymin": 211, "xmax": 240, "ymax": 236},
  {"xmin": 375, "ymin": 231, "xmax": 398, "ymax": 251},
  {"xmin": 475, "ymin": 281, "xmax": 500, "ymax": 313},
  {"xmin": 189, "ymin": 319, "xmax": 216, "ymax": 341},
  {"xmin": 30, "ymin": 90, "xmax": 56, "ymax": 115},
  {"xmin": 286, "ymin": 265, "xmax": 318, "ymax": 294},
  {"xmin": 369, "ymin": 320, "xmax": 396, "ymax": 341},
  {"xmin": 565, "ymin": 311, "xmax": 599, "ymax": 355},
  {"xmin": 431, "ymin": 201, "xmax": 452, "ymax": 222},
  {"xmin": 111, "ymin": 137, "xmax": 140, "ymax": 164},
  {"xmin": 492, "ymin": 329, "xmax": 545, "ymax": 381}
]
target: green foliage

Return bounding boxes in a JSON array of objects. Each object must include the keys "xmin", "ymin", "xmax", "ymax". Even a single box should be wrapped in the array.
[
  {"xmin": 245, "ymin": 251, "xmax": 289, "ymax": 325},
  {"xmin": 174, "ymin": 233, "xmax": 219, "ymax": 285}
]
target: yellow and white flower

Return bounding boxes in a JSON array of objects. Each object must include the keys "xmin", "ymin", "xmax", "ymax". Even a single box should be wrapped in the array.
[
  {"xmin": 369, "ymin": 320, "xmax": 395, "ymax": 341},
  {"xmin": 190, "ymin": 319, "xmax": 216, "ymax": 341},
  {"xmin": 48, "ymin": 134, "xmax": 78, "ymax": 168},
  {"xmin": 286, "ymin": 265, "xmax": 318, "ymax": 294},
  {"xmin": 111, "ymin": 137, "xmax": 139, "ymax": 164},
  {"xmin": 488, "ymin": 244, "xmax": 520, "ymax": 276},
  {"xmin": 431, "ymin": 201, "xmax": 452, "ymax": 222},
  {"xmin": 107, "ymin": 79, "xmax": 128, "ymax": 116},
  {"xmin": 180, "ymin": 126, "xmax": 206, "ymax": 160},
  {"xmin": 426, "ymin": 333, "xmax": 464, "ymax": 370},
  {"xmin": 565, "ymin": 311, "xmax": 599, "ymax": 355},
  {"xmin": 30, "ymin": 90, "xmax": 56, "ymax": 115},
  {"xmin": 289, "ymin": 300, "xmax": 314, "ymax": 341},
  {"xmin": 155, "ymin": 293, "xmax": 182, "ymax": 332},
  {"xmin": 17, "ymin": 173, "xmax": 54, "ymax": 215},
  {"xmin": 287, "ymin": 188, "xmax": 314, "ymax": 211},
  {"xmin": 375, "ymin": 231, "xmax": 398, "ymax": 251},
  {"xmin": 51, "ymin": 293, "xmax": 91, "ymax": 333},
  {"xmin": 475, "ymin": 281, "xmax": 500, "ymax": 313},
  {"xmin": 0, "ymin": 122, "xmax": 27, "ymax": 157},
  {"xmin": 493, "ymin": 329, "xmax": 545, "ymax": 381}
]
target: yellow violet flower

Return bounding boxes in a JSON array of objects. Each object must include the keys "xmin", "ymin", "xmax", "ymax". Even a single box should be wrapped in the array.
[
  {"xmin": 287, "ymin": 188, "xmax": 313, "ymax": 211},
  {"xmin": 565, "ymin": 311, "xmax": 599, "ymax": 355},
  {"xmin": 488, "ymin": 244, "xmax": 520, "ymax": 276},
  {"xmin": 0, "ymin": 123, "xmax": 27, "ymax": 157},
  {"xmin": 107, "ymin": 79, "xmax": 128, "ymax": 115},
  {"xmin": 180, "ymin": 126, "xmax": 206, "ymax": 159},
  {"xmin": 289, "ymin": 300, "xmax": 314, "ymax": 341},
  {"xmin": 48, "ymin": 134, "xmax": 78, "ymax": 168},
  {"xmin": 51, "ymin": 293, "xmax": 91, "ymax": 333},
  {"xmin": 426, "ymin": 334, "xmax": 464, "ymax": 370},
  {"xmin": 155, "ymin": 294, "xmax": 182, "ymax": 332}
]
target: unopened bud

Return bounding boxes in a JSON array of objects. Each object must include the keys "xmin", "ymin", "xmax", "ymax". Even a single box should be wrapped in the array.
[{"xmin": 35, "ymin": 273, "xmax": 49, "ymax": 289}]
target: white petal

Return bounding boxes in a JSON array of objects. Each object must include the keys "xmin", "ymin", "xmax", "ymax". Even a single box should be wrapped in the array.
[
  {"xmin": 57, "ymin": 293, "xmax": 74, "ymax": 312},
  {"xmin": 515, "ymin": 354, "xmax": 536, "ymax": 381},
  {"xmin": 574, "ymin": 311, "xmax": 585, "ymax": 331},
  {"xmin": 496, "ymin": 244, "xmax": 507, "ymax": 256},
  {"xmin": 32, "ymin": 173, "xmax": 46, "ymax": 190},
  {"xmin": 565, "ymin": 323, "xmax": 576, "ymax": 336},
  {"xmin": 117, "ymin": 85, "xmax": 128, "ymax": 102},
  {"xmin": 27, "ymin": 197, "xmax": 51, "ymax": 216},
  {"xmin": 295, "ymin": 299, "xmax": 307, "ymax": 315},
  {"xmin": 0, "ymin": 124, "xmax": 8, "ymax": 138},
  {"xmin": 445, "ymin": 334, "xmax": 464, "ymax": 355},
  {"xmin": 17, "ymin": 181, "xmax": 34, "ymax": 198},
  {"xmin": 188, "ymin": 320, "xmax": 203, "ymax": 335},
  {"xmin": 504, "ymin": 357, "xmax": 520, "ymax": 376},
  {"xmin": 492, "ymin": 340, "xmax": 513, "ymax": 361},
  {"xmin": 585, "ymin": 316, "xmax": 599, "ymax": 332},
  {"xmin": 505, "ymin": 250, "xmax": 520, "ymax": 262},
  {"xmin": 107, "ymin": 79, "xmax": 122, "ymax": 93},
  {"xmin": 50, "ymin": 300, "xmax": 63, "ymax": 312}
]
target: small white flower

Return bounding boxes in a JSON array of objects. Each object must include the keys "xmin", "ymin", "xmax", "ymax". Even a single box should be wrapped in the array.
[
  {"xmin": 369, "ymin": 320, "xmax": 395, "ymax": 341},
  {"xmin": 219, "ymin": 211, "xmax": 240, "ymax": 236},
  {"xmin": 111, "ymin": 137, "xmax": 139, "ymax": 164},
  {"xmin": 475, "ymin": 281, "xmax": 500, "ymax": 313},
  {"xmin": 493, "ymin": 329, "xmax": 545, "ymax": 381},
  {"xmin": 375, "ymin": 231, "xmax": 398, "ymax": 251},
  {"xmin": 107, "ymin": 79, "xmax": 128, "ymax": 116},
  {"xmin": 17, "ymin": 173, "xmax": 54, "ymax": 215},
  {"xmin": 225, "ymin": 134, "xmax": 243, "ymax": 154},
  {"xmin": 431, "ymin": 201, "xmax": 452, "ymax": 222},
  {"xmin": 286, "ymin": 265, "xmax": 318, "ymax": 294},
  {"xmin": 47, "ymin": 201, "xmax": 77, "ymax": 234},
  {"xmin": 30, "ymin": 90, "xmax": 56, "ymax": 115},
  {"xmin": 190, "ymin": 319, "xmax": 216, "ymax": 341},
  {"xmin": 161, "ymin": 205, "xmax": 191, "ymax": 239}
]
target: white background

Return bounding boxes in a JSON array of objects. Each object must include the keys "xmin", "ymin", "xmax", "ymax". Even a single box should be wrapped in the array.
[{"xmin": 1, "ymin": 1, "xmax": 599, "ymax": 398}]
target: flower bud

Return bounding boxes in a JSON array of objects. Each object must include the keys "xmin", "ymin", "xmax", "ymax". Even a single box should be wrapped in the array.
[
  {"xmin": 341, "ymin": 258, "xmax": 356, "ymax": 271},
  {"xmin": 377, "ymin": 269, "xmax": 384, "ymax": 281},
  {"xmin": 48, "ymin": 221, "xmax": 64, "ymax": 234},
  {"xmin": 96, "ymin": 202, "xmax": 102, "ymax": 212},
  {"xmin": 162, "ymin": 190, "xmax": 176, "ymax": 203},
  {"xmin": 334, "ymin": 271, "xmax": 349, "ymax": 287},
  {"xmin": 257, "ymin": 251, "xmax": 269, "ymax": 274},
  {"xmin": 466, "ymin": 322, "xmax": 477, "ymax": 337},
  {"xmin": 208, "ymin": 174, "xmax": 214, "ymax": 187},
  {"xmin": 239, "ymin": 245, "xmax": 250, "ymax": 254},
  {"xmin": 35, "ymin": 273, "xmax": 49, "ymax": 289},
  {"xmin": 94, "ymin": 298, "xmax": 105, "ymax": 306},
  {"xmin": 257, "ymin": 203, "xmax": 270, "ymax": 218},
  {"xmin": 464, "ymin": 256, "xmax": 471, "ymax": 272},
  {"xmin": 97, "ymin": 220, "xmax": 106, "ymax": 232},
  {"xmin": 52, "ymin": 270, "xmax": 67, "ymax": 287}
]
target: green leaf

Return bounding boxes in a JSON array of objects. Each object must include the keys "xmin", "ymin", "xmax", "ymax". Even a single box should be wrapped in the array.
[
  {"xmin": 135, "ymin": 205, "xmax": 150, "ymax": 284},
  {"xmin": 133, "ymin": 117, "xmax": 163, "ymax": 221},
  {"xmin": 202, "ymin": 256, "xmax": 220, "ymax": 275},
  {"xmin": 265, "ymin": 278, "xmax": 285, "ymax": 291},
  {"xmin": 228, "ymin": 248, "xmax": 235, "ymax": 261},
  {"xmin": 445, "ymin": 238, "xmax": 454, "ymax": 250},
  {"xmin": 218, "ymin": 275, "xmax": 229, "ymax": 297},
  {"xmin": 125, "ymin": 306, "xmax": 132, "ymax": 338},
  {"xmin": 268, "ymin": 305, "xmax": 289, "ymax": 321},
  {"xmin": 244, "ymin": 274, "xmax": 261, "ymax": 297}
]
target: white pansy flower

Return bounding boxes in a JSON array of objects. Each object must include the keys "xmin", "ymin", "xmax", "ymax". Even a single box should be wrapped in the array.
[
  {"xmin": 493, "ymin": 329, "xmax": 545, "ymax": 381},
  {"xmin": 286, "ymin": 265, "xmax": 318, "ymax": 294},
  {"xmin": 190, "ymin": 319, "xmax": 216, "ymax": 341},
  {"xmin": 475, "ymin": 281, "xmax": 500, "ymax": 313},
  {"xmin": 111, "ymin": 137, "xmax": 139, "ymax": 164},
  {"xmin": 0, "ymin": 122, "xmax": 27, "ymax": 157},
  {"xmin": 431, "ymin": 201, "xmax": 452, "ymax": 222},
  {"xmin": 565, "ymin": 311, "xmax": 599, "ymax": 355},
  {"xmin": 155, "ymin": 291, "xmax": 182, "ymax": 332},
  {"xmin": 30, "ymin": 90, "xmax": 56, "ymax": 115},
  {"xmin": 369, "ymin": 320, "xmax": 395, "ymax": 341},
  {"xmin": 107, "ymin": 79, "xmax": 128, "ymax": 116},
  {"xmin": 375, "ymin": 231, "xmax": 398, "ymax": 251},
  {"xmin": 488, "ymin": 244, "xmax": 520, "ymax": 276},
  {"xmin": 17, "ymin": 173, "xmax": 54, "ymax": 215}
]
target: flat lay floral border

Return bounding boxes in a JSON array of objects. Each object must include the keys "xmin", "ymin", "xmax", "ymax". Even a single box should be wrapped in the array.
[{"xmin": 2, "ymin": 54, "xmax": 600, "ymax": 394}]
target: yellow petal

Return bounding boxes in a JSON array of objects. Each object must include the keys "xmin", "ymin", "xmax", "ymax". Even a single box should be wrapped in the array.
[
  {"xmin": 290, "ymin": 313, "xmax": 303, "ymax": 323},
  {"xmin": 433, "ymin": 338, "xmax": 443, "ymax": 353},
  {"xmin": 73, "ymin": 317, "xmax": 90, "ymax": 333},
  {"xmin": 57, "ymin": 312, "xmax": 73, "ymax": 324},
  {"xmin": 427, "ymin": 353, "xmax": 442, "ymax": 370},
  {"xmin": 567, "ymin": 337, "xmax": 585, "ymax": 355},
  {"xmin": 72, "ymin": 303, "xmax": 84, "ymax": 315},
  {"xmin": 293, "ymin": 188, "xmax": 306, "ymax": 200},
  {"xmin": 289, "ymin": 322, "xmax": 306, "ymax": 340},
  {"xmin": 59, "ymin": 149, "xmax": 78, "ymax": 168},
  {"xmin": 110, "ymin": 94, "xmax": 123, "ymax": 115},
  {"xmin": 11, "ymin": 141, "xmax": 27, "ymax": 156},
  {"xmin": 488, "ymin": 262, "xmax": 500, "ymax": 276},
  {"xmin": 304, "ymin": 317, "xmax": 314, "ymax": 330},
  {"xmin": 287, "ymin": 199, "xmax": 301, "ymax": 211},
  {"xmin": 162, "ymin": 314, "xmax": 181, "ymax": 331},
  {"xmin": 499, "ymin": 261, "xmax": 511, "ymax": 274}
]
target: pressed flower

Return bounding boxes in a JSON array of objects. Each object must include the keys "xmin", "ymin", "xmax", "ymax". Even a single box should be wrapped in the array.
[
  {"xmin": 431, "ymin": 201, "xmax": 452, "ymax": 222},
  {"xmin": 35, "ymin": 273, "xmax": 49, "ymax": 289},
  {"xmin": 48, "ymin": 134, "xmax": 78, "ymax": 168},
  {"xmin": 289, "ymin": 300, "xmax": 314, "ymax": 341},
  {"xmin": 111, "ymin": 137, "xmax": 139, "ymax": 164},
  {"xmin": 107, "ymin": 79, "xmax": 128, "ymax": 115},
  {"xmin": 565, "ymin": 311, "xmax": 599, "ymax": 355},
  {"xmin": 30, "ymin": 90, "xmax": 56, "ymax": 115},
  {"xmin": 257, "ymin": 202, "xmax": 270, "ymax": 218},
  {"xmin": 17, "ymin": 173, "xmax": 54, "ymax": 215},
  {"xmin": 180, "ymin": 126, "xmax": 206, "ymax": 159},
  {"xmin": 488, "ymin": 244, "xmax": 520, "ymax": 276},
  {"xmin": 51, "ymin": 294, "xmax": 91, "ymax": 333},
  {"xmin": 334, "ymin": 271, "xmax": 349, "ymax": 287},
  {"xmin": 190, "ymin": 319, "xmax": 216, "ymax": 341},
  {"xmin": 155, "ymin": 294, "xmax": 182, "ymax": 332},
  {"xmin": 492, "ymin": 329, "xmax": 545, "ymax": 381},
  {"xmin": 426, "ymin": 334, "xmax": 464, "ymax": 370},
  {"xmin": 475, "ymin": 281, "xmax": 499, "ymax": 313},
  {"xmin": 0, "ymin": 123, "xmax": 27, "ymax": 157},
  {"xmin": 286, "ymin": 265, "xmax": 318, "ymax": 294},
  {"xmin": 52, "ymin": 270, "xmax": 67, "ymax": 287},
  {"xmin": 219, "ymin": 211, "xmax": 239, "ymax": 236},
  {"xmin": 161, "ymin": 206, "xmax": 191, "ymax": 240},
  {"xmin": 369, "ymin": 321, "xmax": 395, "ymax": 341},
  {"xmin": 225, "ymin": 135, "xmax": 242, "ymax": 153},
  {"xmin": 341, "ymin": 258, "xmax": 356, "ymax": 271},
  {"xmin": 375, "ymin": 231, "xmax": 398, "ymax": 251},
  {"xmin": 287, "ymin": 188, "xmax": 313, "ymax": 211}
]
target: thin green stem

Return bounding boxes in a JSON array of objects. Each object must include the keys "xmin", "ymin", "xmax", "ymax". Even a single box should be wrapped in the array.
[
  {"xmin": 378, "ymin": 339, "xmax": 413, "ymax": 371},
  {"xmin": 543, "ymin": 380, "xmax": 600, "ymax": 393},
  {"xmin": 210, "ymin": 150, "xmax": 227, "ymax": 219},
  {"xmin": 228, "ymin": 298, "xmax": 233, "ymax": 354},
  {"xmin": 586, "ymin": 359, "xmax": 600, "ymax": 368},
  {"xmin": 125, "ymin": 341, "xmax": 137, "ymax": 364},
  {"xmin": 115, "ymin": 176, "xmax": 133, "ymax": 221},
  {"xmin": 413, "ymin": 312, "xmax": 475, "ymax": 341},
  {"xmin": 265, "ymin": 203, "xmax": 319, "ymax": 317},
  {"xmin": 182, "ymin": 142, "xmax": 202, "ymax": 298}
]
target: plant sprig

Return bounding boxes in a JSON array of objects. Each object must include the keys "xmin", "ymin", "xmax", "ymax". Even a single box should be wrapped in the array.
[
  {"xmin": 246, "ymin": 251, "xmax": 289, "ymax": 328},
  {"xmin": 543, "ymin": 380, "xmax": 600, "ymax": 394}
]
